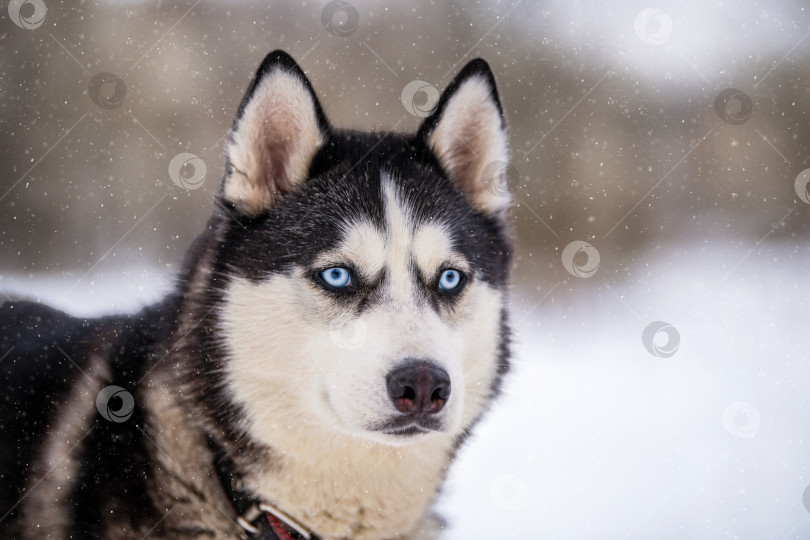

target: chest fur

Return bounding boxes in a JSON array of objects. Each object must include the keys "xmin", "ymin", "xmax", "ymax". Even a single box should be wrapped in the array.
[{"xmin": 244, "ymin": 433, "xmax": 455, "ymax": 540}]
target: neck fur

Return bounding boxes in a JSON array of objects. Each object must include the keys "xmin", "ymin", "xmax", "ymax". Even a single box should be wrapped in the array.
[{"xmin": 243, "ymin": 426, "xmax": 455, "ymax": 539}]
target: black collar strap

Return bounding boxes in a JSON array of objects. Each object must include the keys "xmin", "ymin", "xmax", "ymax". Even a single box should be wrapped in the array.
[{"xmin": 208, "ymin": 437, "xmax": 317, "ymax": 540}]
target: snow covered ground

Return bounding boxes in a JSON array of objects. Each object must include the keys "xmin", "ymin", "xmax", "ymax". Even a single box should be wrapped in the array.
[
  {"xmin": 2, "ymin": 238, "xmax": 809, "ymax": 539},
  {"xmin": 439, "ymin": 240, "xmax": 810, "ymax": 539}
]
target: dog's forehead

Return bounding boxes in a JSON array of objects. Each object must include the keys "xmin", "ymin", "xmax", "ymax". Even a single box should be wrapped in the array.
[
  {"xmin": 234, "ymin": 135, "xmax": 509, "ymax": 287},
  {"xmin": 314, "ymin": 175, "xmax": 465, "ymax": 277}
]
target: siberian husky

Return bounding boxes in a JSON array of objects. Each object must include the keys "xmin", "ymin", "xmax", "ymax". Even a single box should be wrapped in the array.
[{"xmin": 0, "ymin": 50, "xmax": 513, "ymax": 539}]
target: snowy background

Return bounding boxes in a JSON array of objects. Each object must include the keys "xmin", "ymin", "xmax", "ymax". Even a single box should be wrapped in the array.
[{"xmin": 2, "ymin": 1, "xmax": 810, "ymax": 539}]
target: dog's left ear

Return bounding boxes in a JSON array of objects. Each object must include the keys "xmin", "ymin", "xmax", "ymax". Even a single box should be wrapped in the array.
[
  {"xmin": 418, "ymin": 59, "xmax": 510, "ymax": 217},
  {"xmin": 222, "ymin": 50, "xmax": 330, "ymax": 217}
]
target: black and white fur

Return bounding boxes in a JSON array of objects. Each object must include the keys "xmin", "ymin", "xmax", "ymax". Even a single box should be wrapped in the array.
[{"xmin": 0, "ymin": 50, "xmax": 513, "ymax": 539}]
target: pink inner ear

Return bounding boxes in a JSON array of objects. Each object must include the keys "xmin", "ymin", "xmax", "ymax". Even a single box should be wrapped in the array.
[
  {"xmin": 265, "ymin": 138, "xmax": 292, "ymax": 196},
  {"xmin": 224, "ymin": 70, "xmax": 324, "ymax": 215},
  {"xmin": 426, "ymin": 77, "xmax": 510, "ymax": 215}
]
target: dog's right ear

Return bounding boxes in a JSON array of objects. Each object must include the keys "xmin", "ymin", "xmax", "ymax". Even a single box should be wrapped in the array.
[{"xmin": 222, "ymin": 51, "xmax": 329, "ymax": 217}]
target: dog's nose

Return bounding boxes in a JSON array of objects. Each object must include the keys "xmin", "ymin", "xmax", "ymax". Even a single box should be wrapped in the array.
[{"xmin": 386, "ymin": 361, "xmax": 451, "ymax": 417}]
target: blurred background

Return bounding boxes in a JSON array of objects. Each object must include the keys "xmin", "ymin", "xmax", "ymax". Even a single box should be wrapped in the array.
[{"xmin": 1, "ymin": 1, "xmax": 809, "ymax": 538}]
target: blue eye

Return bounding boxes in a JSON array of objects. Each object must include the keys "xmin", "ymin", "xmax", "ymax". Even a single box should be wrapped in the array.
[
  {"xmin": 321, "ymin": 267, "xmax": 352, "ymax": 288},
  {"xmin": 438, "ymin": 269, "xmax": 463, "ymax": 292}
]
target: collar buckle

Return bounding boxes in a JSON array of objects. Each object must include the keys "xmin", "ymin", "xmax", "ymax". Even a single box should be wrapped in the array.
[
  {"xmin": 258, "ymin": 502, "xmax": 312, "ymax": 540},
  {"xmin": 236, "ymin": 501, "xmax": 313, "ymax": 540}
]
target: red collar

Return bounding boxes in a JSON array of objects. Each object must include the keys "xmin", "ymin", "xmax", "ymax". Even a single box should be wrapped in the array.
[
  {"xmin": 208, "ymin": 437, "xmax": 317, "ymax": 540},
  {"xmin": 237, "ymin": 501, "xmax": 314, "ymax": 540}
]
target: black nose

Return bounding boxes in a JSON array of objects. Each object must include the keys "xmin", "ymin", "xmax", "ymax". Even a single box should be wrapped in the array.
[{"xmin": 386, "ymin": 361, "xmax": 451, "ymax": 417}]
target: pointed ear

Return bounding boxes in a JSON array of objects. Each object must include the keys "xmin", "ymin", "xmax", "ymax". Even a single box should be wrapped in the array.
[
  {"xmin": 222, "ymin": 50, "xmax": 329, "ymax": 217},
  {"xmin": 418, "ymin": 59, "xmax": 510, "ymax": 217}
]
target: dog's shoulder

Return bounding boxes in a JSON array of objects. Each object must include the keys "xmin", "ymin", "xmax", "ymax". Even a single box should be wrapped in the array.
[
  {"xmin": 0, "ymin": 301, "xmax": 106, "ymax": 530},
  {"xmin": 0, "ymin": 299, "xmax": 178, "ymax": 535},
  {"xmin": 1, "ymin": 301, "xmax": 95, "ymax": 387},
  {"xmin": 0, "ymin": 298, "xmax": 177, "ymax": 436}
]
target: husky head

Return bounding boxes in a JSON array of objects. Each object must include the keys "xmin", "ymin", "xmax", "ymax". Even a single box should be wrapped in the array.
[{"xmin": 203, "ymin": 51, "xmax": 512, "ymax": 450}]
